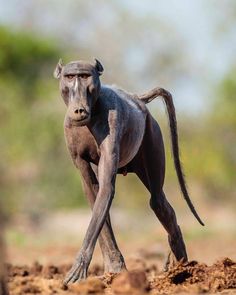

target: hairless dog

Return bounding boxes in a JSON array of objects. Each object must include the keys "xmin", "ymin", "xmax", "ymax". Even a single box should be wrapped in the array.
[{"xmin": 54, "ymin": 59, "xmax": 204, "ymax": 284}]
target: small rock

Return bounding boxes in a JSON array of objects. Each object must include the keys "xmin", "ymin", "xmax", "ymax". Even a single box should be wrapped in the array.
[
  {"xmin": 111, "ymin": 270, "xmax": 149, "ymax": 294},
  {"xmin": 69, "ymin": 276, "xmax": 105, "ymax": 294}
]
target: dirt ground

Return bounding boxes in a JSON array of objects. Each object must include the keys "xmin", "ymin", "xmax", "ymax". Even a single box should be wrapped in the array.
[
  {"xmin": 6, "ymin": 256, "xmax": 236, "ymax": 294},
  {"xmin": 5, "ymin": 239, "xmax": 236, "ymax": 294},
  {"xmin": 4, "ymin": 209, "xmax": 236, "ymax": 294}
]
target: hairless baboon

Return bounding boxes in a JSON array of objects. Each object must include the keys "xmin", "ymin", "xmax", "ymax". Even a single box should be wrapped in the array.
[{"xmin": 54, "ymin": 59, "xmax": 204, "ymax": 284}]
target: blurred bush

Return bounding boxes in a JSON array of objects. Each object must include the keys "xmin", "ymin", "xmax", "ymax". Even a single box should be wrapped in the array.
[
  {"xmin": 115, "ymin": 72, "xmax": 236, "ymax": 210},
  {"xmin": 0, "ymin": 26, "xmax": 84, "ymax": 218}
]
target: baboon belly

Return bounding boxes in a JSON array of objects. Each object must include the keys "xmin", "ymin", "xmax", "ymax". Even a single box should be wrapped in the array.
[{"xmin": 118, "ymin": 110, "xmax": 146, "ymax": 168}]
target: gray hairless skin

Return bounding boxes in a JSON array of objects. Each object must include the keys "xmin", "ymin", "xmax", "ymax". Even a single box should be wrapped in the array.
[{"xmin": 54, "ymin": 59, "xmax": 204, "ymax": 284}]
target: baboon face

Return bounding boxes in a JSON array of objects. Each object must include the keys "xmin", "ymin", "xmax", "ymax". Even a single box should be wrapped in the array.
[{"xmin": 54, "ymin": 59, "xmax": 103, "ymax": 126}]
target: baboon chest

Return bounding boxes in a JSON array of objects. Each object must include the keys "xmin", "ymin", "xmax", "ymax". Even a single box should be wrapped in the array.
[{"xmin": 64, "ymin": 126, "xmax": 100, "ymax": 166}]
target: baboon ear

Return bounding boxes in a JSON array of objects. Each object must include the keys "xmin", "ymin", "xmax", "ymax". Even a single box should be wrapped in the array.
[
  {"xmin": 53, "ymin": 59, "xmax": 63, "ymax": 79},
  {"xmin": 94, "ymin": 58, "xmax": 104, "ymax": 75}
]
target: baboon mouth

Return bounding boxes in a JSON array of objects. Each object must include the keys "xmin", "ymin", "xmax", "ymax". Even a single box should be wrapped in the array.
[{"xmin": 71, "ymin": 117, "xmax": 90, "ymax": 126}]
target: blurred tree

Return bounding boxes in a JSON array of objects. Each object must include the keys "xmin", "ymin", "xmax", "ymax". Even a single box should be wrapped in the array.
[
  {"xmin": 0, "ymin": 26, "xmax": 85, "ymax": 219},
  {"xmin": 206, "ymin": 68, "xmax": 236, "ymax": 201},
  {"xmin": 171, "ymin": 68, "xmax": 236, "ymax": 207}
]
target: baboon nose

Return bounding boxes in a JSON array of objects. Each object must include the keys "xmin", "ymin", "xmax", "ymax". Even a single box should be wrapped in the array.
[{"xmin": 74, "ymin": 108, "xmax": 85, "ymax": 114}]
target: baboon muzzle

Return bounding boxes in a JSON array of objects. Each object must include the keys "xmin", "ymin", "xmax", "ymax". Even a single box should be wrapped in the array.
[{"xmin": 67, "ymin": 101, "xmax": 90, "ymax": 124}]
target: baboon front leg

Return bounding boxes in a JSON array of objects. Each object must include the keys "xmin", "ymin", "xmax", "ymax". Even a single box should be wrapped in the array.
[
  {"xmin": 150, "ymin": 191, "xmax": 187, "ymax": 261},
  {"xmin": 80, "ymin": 160, "xmax": 126, "ymax": 273},
  {"xmin": 64, "ymin": 152, "xmax": 119, "ymax": 284}
]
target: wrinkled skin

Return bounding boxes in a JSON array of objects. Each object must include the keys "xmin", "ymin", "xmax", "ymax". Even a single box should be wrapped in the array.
[{"xmin": 54, "ymin": 59, "xmax": 202, "ymax": 284}]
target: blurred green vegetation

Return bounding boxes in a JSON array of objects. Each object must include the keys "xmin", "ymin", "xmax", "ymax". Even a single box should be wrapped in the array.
[
  {"xmin": 116, "ymin": 69, "xmax": 236, "ymax": 210},
  {"xmin": 188, "ymin": 71, "xmax": 236, "ymax": 203},
  {"xmin": 0, "ymin": 26, "xmax": 84, "ymax": 217},
  {"xmin": 0, "ymin": 24, "xmax": 235, "ymax": 221}
]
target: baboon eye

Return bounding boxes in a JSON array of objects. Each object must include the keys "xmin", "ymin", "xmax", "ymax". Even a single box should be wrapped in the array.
[
  {"xmin": 66, "ymin": 75, "xmax": 75, "ymax": 80},
  {"xmin": 79, "ymin": 74, "xmax": 90, "ymax": 79}
]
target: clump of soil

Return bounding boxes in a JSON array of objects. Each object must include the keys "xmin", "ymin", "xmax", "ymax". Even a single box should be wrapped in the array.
[
  {"xmin": 152, "ymin": 257, "xmax": 236, "ymax": 293},
  {"xmin": 5, "ymin": 258, "xmax": 236, "ymax": 294},
  {"xmin": 111, "ymin": 270, "xmax": 150, "ymax": 294}
]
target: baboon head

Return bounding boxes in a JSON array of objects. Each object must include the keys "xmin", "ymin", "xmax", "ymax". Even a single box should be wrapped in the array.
[{"xmin": 54, "ymin": 59, "xmax": 104, "ymax": 126}]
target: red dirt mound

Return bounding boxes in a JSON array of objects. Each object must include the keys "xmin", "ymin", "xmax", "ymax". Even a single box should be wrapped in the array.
[
  {"xmin": 152, "ymin": 258, "xmax": 236, "ymax": 293},
  {"xmin": 6, "ymin": 258, "xmax": 236, "ymax": 294}
]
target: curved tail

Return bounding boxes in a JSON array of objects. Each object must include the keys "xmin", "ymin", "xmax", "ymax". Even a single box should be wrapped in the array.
[{"xmin": 138, "ymin": 87, "xmax": 204, "ymax": 226}]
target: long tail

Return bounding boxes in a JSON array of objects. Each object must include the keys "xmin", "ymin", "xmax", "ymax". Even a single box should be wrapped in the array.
[{"xmin": 138, "ymin": 87, "xmax": 204, "ymax": 226}]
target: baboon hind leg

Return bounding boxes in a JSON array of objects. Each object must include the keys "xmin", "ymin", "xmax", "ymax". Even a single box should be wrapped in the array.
[
  {"xmin": 149, "ymin": 191, "xmax": 187, "ymax": 261},
  {"xmin": 133, "ymin": 115, "xmax": 187, "ymax": 262},
  {"xmin": 136, "ymin": 161, "xmax": 187, "ymax": 262}
]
